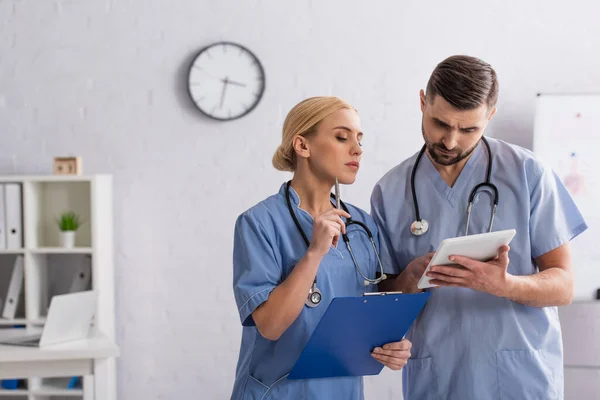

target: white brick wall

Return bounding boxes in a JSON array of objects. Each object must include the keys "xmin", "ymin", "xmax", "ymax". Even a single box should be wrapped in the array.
[{"xmin": 1, "ymin": 1, "xmax": 599, "ymax": 399}]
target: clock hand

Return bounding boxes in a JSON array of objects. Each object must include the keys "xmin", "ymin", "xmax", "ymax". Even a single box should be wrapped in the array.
[
  {"xmin": 193, "ymin": 68, "xmax": 223, "ymax": 82},
  {"xmin": 219, "ymin": 77, "xmax": 228, "ymax": 108},
  {"xmin": 193, "ymin": 69, "xmax": 246, "ymax": 88},
  {"xmin": 226, "ymin": 79, "xmax": 246, "ymax": 88}
]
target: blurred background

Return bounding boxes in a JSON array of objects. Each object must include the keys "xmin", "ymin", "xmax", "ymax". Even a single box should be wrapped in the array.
[{"xmin": 1, "ymin": 0, "xmax": 599, "ymax": 398}]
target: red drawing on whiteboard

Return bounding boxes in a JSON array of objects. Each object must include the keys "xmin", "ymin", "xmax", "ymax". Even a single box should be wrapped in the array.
[{"xmin": 563, "ymin": 152, "xmax": 586, "ymax": 196}]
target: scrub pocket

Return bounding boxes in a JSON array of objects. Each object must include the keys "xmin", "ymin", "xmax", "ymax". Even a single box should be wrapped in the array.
[
  {"xmin": 243, "ymin": 374, "xmax": 303, "ymax": 400},
  {"xmin": 496, "ymin": 349, "xmax": 559, "ymax": 400},
  {"xmin": 404, "ymin": 357, "xmax": 440, "ymax": 400}
]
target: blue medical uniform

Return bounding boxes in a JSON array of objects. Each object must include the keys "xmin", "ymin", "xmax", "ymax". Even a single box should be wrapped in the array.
[
  {"xmin": 231, "ymin": 182, "xmax": 381, "ymax": 400},
  {"xmin": 371, "ymin": 137, "xmax": 587, "ymax": 400}
]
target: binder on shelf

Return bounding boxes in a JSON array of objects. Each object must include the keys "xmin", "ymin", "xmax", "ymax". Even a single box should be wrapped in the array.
[
  {"xmin": 0, "ymin": 184, "xmax": 6, "ymax": 249},
  {"xmin": 4, "ymin": 183, "xmax": 22, "ymax": 249},
  {"xmin": 1, "ymin": 255, "xmax": 24, "ymax": 319},
  {"xmin": 0, "ymin": 379, "xmax": 19, "ymax": 390},
  {"xmin": 68, "ymin": 376, "xmax": 82, "ymax": 389}
]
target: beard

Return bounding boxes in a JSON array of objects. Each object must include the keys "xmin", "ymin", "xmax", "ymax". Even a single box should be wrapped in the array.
[{"xmin": 421, "ymin": 123, "xmax": 479, "ymax": 166}]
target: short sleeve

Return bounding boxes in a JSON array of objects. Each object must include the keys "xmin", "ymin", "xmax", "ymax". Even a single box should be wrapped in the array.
[
  {"xmin": 232, "ymin": 213, "xmax": 282, "ymax": 326},
  {"xmin": 529, "ymin": 163, "xmax": 588, "ymax": 258},
  {"xmin": 370, "ymin": 184, "xmax": 402, "ymax": 274}
]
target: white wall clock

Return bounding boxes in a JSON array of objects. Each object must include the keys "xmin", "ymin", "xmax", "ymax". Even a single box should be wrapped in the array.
[{"xmin": 187, "ymin": 42, "xmax": 266, "ymax": 121}]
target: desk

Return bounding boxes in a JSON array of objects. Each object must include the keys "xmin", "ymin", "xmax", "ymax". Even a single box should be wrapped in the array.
[{"xmin": 0, "ymin": 329, "xmax": 119, "ymax": 399}]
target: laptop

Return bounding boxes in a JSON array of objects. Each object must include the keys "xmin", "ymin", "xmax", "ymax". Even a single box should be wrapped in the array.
[{"xmin": 0, "ymin": 290, "xmax": 97, "ymax": 347}]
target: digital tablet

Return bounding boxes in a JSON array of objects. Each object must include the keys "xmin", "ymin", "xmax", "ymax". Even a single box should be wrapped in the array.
[{"xmin": 417, "ymin": 229, "xmax": 516, "ymax": 289}]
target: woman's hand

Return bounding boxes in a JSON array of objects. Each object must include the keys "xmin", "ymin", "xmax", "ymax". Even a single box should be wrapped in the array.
[
  {"xmin": 307, "ymin": 208, "xmax": 351, "ymax": 257},
  {"xmin": 371, "ymin": 339, "xmax": 412, "ymax": 370}
]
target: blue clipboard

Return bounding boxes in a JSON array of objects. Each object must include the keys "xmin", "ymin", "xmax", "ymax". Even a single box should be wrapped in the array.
[{"xmin": 288, "ymin": 291, "xmax": 430, "ymax": 380}]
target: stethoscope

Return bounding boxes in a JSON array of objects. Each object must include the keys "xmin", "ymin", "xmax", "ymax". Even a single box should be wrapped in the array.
[
  {"xmin": 285, "ymin": 181, "xmax": 387, "ymax": 308},
  {"xmin": 410, "ymin": 136, "xmax": 499, "ymax": 237}
]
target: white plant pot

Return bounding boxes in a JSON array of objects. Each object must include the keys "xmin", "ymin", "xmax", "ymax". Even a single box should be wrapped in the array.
[{"xmin": 60, "ymin": 231, "xmax": 76, "ymax": 248}]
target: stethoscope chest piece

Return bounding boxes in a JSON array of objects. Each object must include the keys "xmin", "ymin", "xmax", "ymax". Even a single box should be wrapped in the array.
[
  {"xmin": 305, "ymin": 284, "xmax": 322, "ymax": 308},
  {"xmin": 410, "ymin": 219, "xmax": 429, "ymax": 236}
]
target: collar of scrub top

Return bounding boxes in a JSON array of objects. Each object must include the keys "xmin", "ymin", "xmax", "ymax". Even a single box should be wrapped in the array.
[{"xmin": 410, "ymin": 136, "xmax": 499, "ymax": 236}]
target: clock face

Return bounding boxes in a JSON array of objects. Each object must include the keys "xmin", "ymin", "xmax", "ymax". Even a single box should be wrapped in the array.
[{"xmin": 187, "ymin": 42, "xmax": 266, "ymax": 121}]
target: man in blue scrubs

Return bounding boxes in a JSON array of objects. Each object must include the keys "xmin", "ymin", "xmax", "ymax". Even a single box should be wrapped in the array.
[{"xmin": 371, "ymin": 55, "xmax": 587, "ymax": 399}]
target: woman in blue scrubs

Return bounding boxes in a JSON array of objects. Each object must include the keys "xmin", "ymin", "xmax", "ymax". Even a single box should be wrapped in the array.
[{"xmin": 230, "ymin": 96, "xmax": 410, "ymax": 399}]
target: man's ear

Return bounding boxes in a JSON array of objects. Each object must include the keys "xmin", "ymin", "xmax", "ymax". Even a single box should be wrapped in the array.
[
  {"xmin": 293, "ymin": 135, "xmax": 310, "ymax": 160},
  {"xmin": 488, "ymin": 106, "xmax": 498, "ymax": 120},
  {"xmin": 420, "ymin": 89, "xmax": 427, "ymax": 113}
]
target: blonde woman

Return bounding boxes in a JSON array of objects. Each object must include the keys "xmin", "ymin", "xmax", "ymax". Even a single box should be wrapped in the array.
[{"xmin": 230, "ymin": 97, "xmax": 411, "ymax": 399}]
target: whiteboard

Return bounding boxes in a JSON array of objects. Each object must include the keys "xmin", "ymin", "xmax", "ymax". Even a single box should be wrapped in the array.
[{"xmin": 533, "ymin": 93, "xmax": 600, "ymax": 300}]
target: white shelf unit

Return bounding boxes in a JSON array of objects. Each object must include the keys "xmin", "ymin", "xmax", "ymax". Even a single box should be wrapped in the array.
[
  {"xmin": 0, "ymin": 376, "xmax": 90, "ymax": 399},
  {"xmin": 0, "ymin": 175, "xmax": 117, "ymax": 400}
]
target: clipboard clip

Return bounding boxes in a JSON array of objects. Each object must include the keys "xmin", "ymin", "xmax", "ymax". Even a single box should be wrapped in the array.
[{"xmin": 363, "ymin": 291, "xmax": 403, "ymax": 296}]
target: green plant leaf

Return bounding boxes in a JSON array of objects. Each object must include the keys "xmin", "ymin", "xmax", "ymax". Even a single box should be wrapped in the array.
[{"xmin": 57, "ymin": 211, "xmax": 81, "ymax": 231}]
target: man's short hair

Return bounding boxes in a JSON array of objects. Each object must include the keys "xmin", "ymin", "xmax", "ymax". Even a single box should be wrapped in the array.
[{"xmin": 426, "ymin": 55, "xmax": 499, "ymax": 110}]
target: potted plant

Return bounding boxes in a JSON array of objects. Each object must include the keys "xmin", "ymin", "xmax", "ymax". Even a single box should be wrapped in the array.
[{"xmin": 57, "ymin": 211, "xmax": 81, "ymax": 248}]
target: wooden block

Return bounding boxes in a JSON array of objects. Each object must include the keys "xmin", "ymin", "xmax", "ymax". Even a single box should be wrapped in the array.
[{"xmin": 53, "ymin": 157, "xmax": 82, "ymax": 175}]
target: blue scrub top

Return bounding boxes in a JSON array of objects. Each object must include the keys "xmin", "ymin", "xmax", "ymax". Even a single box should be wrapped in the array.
[
  {"xmin": 371, "ymin": 137, "xmax": 587, "ymax": 400},
  {"xmin": 231, "ymin": 182, "xmax": 381, "ymax": 400}
]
